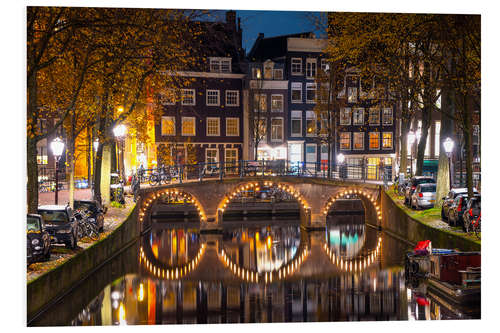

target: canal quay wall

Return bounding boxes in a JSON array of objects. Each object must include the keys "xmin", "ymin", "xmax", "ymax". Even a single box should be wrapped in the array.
[
  {"xmin": 27, "ymin": 204, "xmax": 140, "ymax": 324},
  {"xmin": 380, "ymin": 190, "xmax": 480, "ymax": 252}
]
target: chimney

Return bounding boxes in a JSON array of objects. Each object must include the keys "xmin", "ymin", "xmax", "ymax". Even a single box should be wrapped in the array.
[{"xmin": 226, "ymin": 10, "xmax": 236, "ymax": 30}]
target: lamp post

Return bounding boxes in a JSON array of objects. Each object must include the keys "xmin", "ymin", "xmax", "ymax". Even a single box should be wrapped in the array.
[
  {"xmin": 113, "ymin": 124, "xmax": 127, "ymax": 181},
  {"xmin": 407, "ymin": 131, "xmax": 415, "ymax": 177},
  {"xmin": 337, "ymin": 153, "xmax": 345, "ymax": 179},
  {"xmin": 443, "ymin": 137, "xmax": 455, "ymax": 189},
  {"xmin": 50, "ymin": 137, "xmax": 65, "ymax": 205}
]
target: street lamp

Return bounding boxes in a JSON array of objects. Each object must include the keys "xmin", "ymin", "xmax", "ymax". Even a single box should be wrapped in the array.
[
  {"xmin": 50, "ymin": 137, "xmax": 65, "ymax": 205},
  {"xmin": 407, "ymin": 131, "xmax": 415, "ymax": 177},
  {"xmin": 93, "ymin": 138, "xmax": 99, "ymax": 152},
  {"xmin": 113, "ymin": 124, "xmax": 127, "ymax": 180},
  {"xmin": 337, "ymin": 153, "xmax": 346, "ymax": 179},
  {"xmin": 443, "ymin": 137, "xmax": 455, "ymax": 189}
]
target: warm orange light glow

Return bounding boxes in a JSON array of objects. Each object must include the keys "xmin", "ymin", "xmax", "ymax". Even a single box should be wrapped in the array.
[
  {"xmin": 138, "ymin": 283, "xmax": 144, "ymax": 302},
  {"xmin": 266, "ymin": 235, "xmax": 272, "ymax": 250}
]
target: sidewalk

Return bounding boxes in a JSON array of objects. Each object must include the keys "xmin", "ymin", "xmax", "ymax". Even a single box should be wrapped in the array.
[{"xmin": 38, "ymin": 188, "xmax": 92, "ymax": 206}]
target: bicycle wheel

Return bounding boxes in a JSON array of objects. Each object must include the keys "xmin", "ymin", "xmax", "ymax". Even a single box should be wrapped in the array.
[
  {"xmin": 87, "ymin": 222, "xmax": 100, "ymax": 241},
  {"xmin": 76, "ymin": 222, "xmax": 84, "ymax": 239},
  {"xmin": 474, "ymin": 220, "xmax": 481, "ymax": 238},
  {"xmin": 149, "ymin": 174, "xmax": 159, "ymax": 186}
]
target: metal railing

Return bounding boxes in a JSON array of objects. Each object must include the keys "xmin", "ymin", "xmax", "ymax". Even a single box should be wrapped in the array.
[{"xmin": 135, "ymin": 160, "xmax": 392, "ymax": 186}]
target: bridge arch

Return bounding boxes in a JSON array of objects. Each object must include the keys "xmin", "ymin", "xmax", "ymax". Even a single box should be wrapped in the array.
[
  {"xmin": 323, "ymin": 187, "xmax": 382, "ymax": 225},
  {"xmin": 323, "ymin": 235, "xmax": 382, "ymax": 273}
]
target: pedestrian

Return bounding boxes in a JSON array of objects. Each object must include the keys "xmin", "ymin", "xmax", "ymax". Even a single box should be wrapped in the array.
[{"xmin": 131, "ymin": 173, "xmax": 140, "ymax": 202}]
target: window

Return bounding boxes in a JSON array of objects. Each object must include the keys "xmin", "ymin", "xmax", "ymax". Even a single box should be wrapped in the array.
[
  {"xmin": 306, "ymin": 83, "xmax": 316, "ymax": 103},
  {"xmin": 306, "ymin": 58, "xmax": 317, "ymax": 78},
  {"xmin": 37, "ymin": 119, "xmax": 47, "ymax": 135},
  {"xmin": 273, "ymin": 68, "xmax": 283, "ymax": 80},
  {"xmin": 353, "ymin": 132, "xmax": 364, "ymax": 150},
  {"xmin": 369, "ymin": 132, "xmax": 380, "ymax": 150},
  {"xmin": 340, "ymin": 107, "xmax": 351, "ymax": 125},
  {"xmin": 369, "ymin": 108, "xmax": 380, "ymax": 126},
  {"xmin": 264, "ymin": 62, "xmax": 273, "ymax": 79},
  {"xmin": 291, "ymin": 111, "xmax": 302, "ymax": 137},
  {"xmin": 340, "ymin": 132, "xmax": 351, "ymax": 150},
  {"xmin": 206, "ymin": 90, "xmax": 220, "ymax": 106},
  {"xmin": 37, "ymin": 146, "xmax": 48, "ymax": 165},
  {"xmin": 271, "ymin": 95, "xmax": 283, "ymax": 112},
  {"xmin": 253, "ymin": 94, "xmax": 267, "ymax": 112},
  {"xmin": 255, "ymin": 118, "xmax": 267, "ymax": 143},
  {"xmin": 226, "ymin": 90, "xmax": 239, "ymax": 106},
  {"xmin": 252, "ymin": 67, "xmax": 262, "ymax": 79},
  {"xmin": 271, "ymin": 118, "xmax": 284, "ymax": 142},
  {"xmin": 206, "ymin": 117, "xmax": 220, "ymax": 136},
  {"xmin": 181, "ymin": 117, "xmax": 195, "ymax": 136},
  {"xmin": 225, "ymin": 148, "xmax": 238, "ymax": 172},
  {"xmin": 221, "ymin": 59, "xmax": 231, "ymax": 73},
  {"xmin": 306, "ymin": 111, "xmax": 316, "ymax": 137},
  {"xmin": 382, "ymin": 108, "xmax": 393, "ymax": 125},
  {"xmin": 181, "ymin": 89, "xmax": 195, "ymax": 105},
  {"xmin": 206, "ymin": 148, "xmax": 218, "ymax": 165},
  {"xmin": 348, "ymin": 87, "xmax": 357, "ymax": 103},
  {"xmin": 226, "ymin": 118, "xmax": 239, "ymax": 136},
  {"xmin": 320, "ymin": 59, "xmax": 327, "ymax": 72},
  {"xmin": 161, "ymin": 116, "xmax": 175, "ymax": 136},
  {"xmin": 210, "ymin": 57, "xmax": 231, "ymax": 73},
  {"xmin": 291, "ymin": 82, "xmax": 302, "ymax": 103},
  {"xmin": 319, "ymin": 112, "xmax": 328, "ymax": 136},
  {"xmin": 353, "ymin": 108, "xmax": 364, "ymax": 125},
  {"xmin": 291, "ymin": 58, "xmax": 302, "ymax": 75},
  {"xmin": 382, "ymin": 132, "xmax": 393, "ymax": 149},
  {"xmin": 435, "ymin": 121, "xmax": 440, "ymax": 156},
  {"xmin": 159, "ymin": 90, "xmax": 175, "ymax": 105}
]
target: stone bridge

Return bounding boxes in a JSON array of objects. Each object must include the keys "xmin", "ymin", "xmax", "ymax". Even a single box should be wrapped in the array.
[{"xmin": 137, "ymin": 176, "xmax": 382, "ymax": 232}]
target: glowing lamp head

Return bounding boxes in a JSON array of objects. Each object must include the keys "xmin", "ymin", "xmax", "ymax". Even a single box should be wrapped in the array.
[
  {"xmin": 113, "ymin": 124, "xmax": 127, "ymax": 138},
  {"xmin": 407, "ymin": 131, "xmax": 415, "ymax": 145},
  {"xmin": 337, "ymin": 153, "xmax": 345, "ymax": 164},
  {"xmin": 443, "ymin": 137, "xmax": 454, "ymax": 155},
  {"xmin": 50, "ymin": 137, "xmax": 65, "ymax": 158},
  {"xmin": 93, "ymin": 139, "xmax": 99, "ymax": 152}
]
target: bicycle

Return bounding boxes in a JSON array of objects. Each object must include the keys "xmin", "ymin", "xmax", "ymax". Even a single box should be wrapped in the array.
[
  {"xmin": 468, "ymin": 213, "xmax": 481, "ymax": 238},
  {"xmin": 75, "ymin": 209, "xmax": 100, "ymax": 241}
]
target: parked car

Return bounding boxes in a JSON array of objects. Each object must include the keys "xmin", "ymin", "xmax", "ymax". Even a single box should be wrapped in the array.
[
  {"xmin": 441, "ymin": 188, "xmax": 478, "ymax": 221},
  {"xmin": 27, "ymin": 214, "xmax": 51, "ymax": 264},
  {"xmin": 410, "ymin": 183, "xmax": 437, "ymax": 209},
  {"xmin": 74, "ymin": 200, "xmax": 105, "ymax": 232},
  {"xmin": 37, "ymin": 205, "xmax": 79, "ymax": 249},
  {"xmin": 110, "ymin": 173, "xmax": 125, "ymax": 204},
  {"xmin": 447, "ymin": 194, "xmax": 469, "ymax": 227},
  {"xmin": 463, "ymin": 195, "xmax": 481, "ymax": 233},
  {"xmin": 404, "ymin": 176, "xmax": 435, "ymax": 206}
]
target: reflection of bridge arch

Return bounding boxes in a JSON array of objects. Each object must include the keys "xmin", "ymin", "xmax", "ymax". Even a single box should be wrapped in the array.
[
  {"xmin": 138, "ymin": 189, "xmax": 206, "ymax": 226},
  {"xmin": 323, "ymin": 187, "xmax": 382, "ymax": 224},
  {"xmin": 139, "ymin": 244, "xmax": 206, "ymax": 280},
  {"xmin": 216, "ymin": 181, "xmax": 310, "ymax": 215},
  {"xmin": 322, "ymin": 236, "xmax": 382, "ymax": 273}
]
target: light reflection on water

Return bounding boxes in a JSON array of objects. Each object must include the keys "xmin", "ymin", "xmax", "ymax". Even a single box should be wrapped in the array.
[{"xmin": 69, "ymin": 214, "xmax": 479, "ymax": 326}]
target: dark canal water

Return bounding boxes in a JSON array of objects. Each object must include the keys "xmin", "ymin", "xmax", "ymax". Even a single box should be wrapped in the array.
[{"xmin": 30, "ymin": 206, "xmax": 480, "ymax": 326}]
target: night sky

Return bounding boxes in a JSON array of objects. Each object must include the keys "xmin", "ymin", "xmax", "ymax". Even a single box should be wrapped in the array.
[{"xmin": 235, "ymin": 10, "xmax": 324, "ymax": 54}]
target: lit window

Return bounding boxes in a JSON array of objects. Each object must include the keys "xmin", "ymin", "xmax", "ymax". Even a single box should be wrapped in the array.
[
  {"xmin": 291, "ymin": 111, "xmax": 302, "ymax": 137},
  {"xmin": 353, "ymin": 132, "xmax": 364, "ymax": 150},
  {"xmin": 382, "ymin": 108, "xmax": 393, "ymax": 125},
  {"xmin": 181, "ymin": 89, "xmax": 195, "ymax": 106},
  {"xmin": 181, "ymin": 117, "xmax": 195, "ymax": 136},
  {"xmin": 161, "ymin": 116, "xmax": 175, "ymax": 136},
  {"xmin": 291, "ymin": 82, "xmax": 302, "ymax": 103},
  {"xmin": 221, "ymin": 59, "xmax": 231, "ymax": 73},
  {"xmin": 206, "ymin": 148, "xmax": 218, "ymax": 165},
  {"xmin": 254, "ymin": 118, "xmax": 267, "ymax": 143},
  {"xmin": 340, "ymin": 132, "xmax": 351, "ymax": 150},
  {"xmin": 291, "ymin": 58, "xmax": 302, "ymax": 75},
  {"xmin": 253, "ymin": 94, "xmax": 267, "ymax": 112},
  {"xmin": 369, "ymin": 132, "xmax": 380, "ymax": 150},
  {"xmin": 348, "ymin": 87, "xmax": 357, "ymax": 103},
  {"xmin": 206, "ymin": 117, "xmax": 220, "ymax": 136},
  {"xmin": 306, "ymin": 58, "xmax": 317, "ymax": 78},
  {"xmin": 225, "ymin": 90, "xmax": 239, "ymax": 106},
  {"xmin": 226, "ymin": 118, "xmax": 239, "ymax": 136},
  {"xmin": 382, "ymin": 132, "xmax": 393, "ymax": 149},
  {"xmin": 159, "ymin": 90, "xmax": 175, "ymax": 105},
  {"xmin": 271, "ymin": 95, "xmax": 283, "ymax": 112},
  {"xmin": 340, "ymin": 107, "xmax": 351, "ymax": 125},
  {"xmin": 273, "ymin": 68, "xmax": 283, "ymax": 80},
  {"xmin": 353, "ymin": 108, "xmax": 364, "ymax": 125},
  {"xmin": 37, "ymin": 146, "xmax": 48, "ymax": 165},
  {"xmin": 306, "ymin": 111, "xmax": 316, "ymax": 137},
  {"xmin": 252, "ymin": 67, "xmax": 261, "ymax": 79},
  {"xmin": 225, "ymin": 148, "xmax": 238, "ymax": 172},
  {"xmin": 369, "ymin": 108, "xmax": 380, "ymax": 126},
  {"xmin": 306, "ymin": 83, "xmax": 316, "ymax": 103},
  {"xmin": 206, "ymin": 90, "xmax": 220, "ymax": 106},
  {"xmin": 271, "ymin": 118, "xmax": 284, "ymax": 142},
  {"xmin": 264, "ymin": 62, "xmax": 273, "ymax": 79}
]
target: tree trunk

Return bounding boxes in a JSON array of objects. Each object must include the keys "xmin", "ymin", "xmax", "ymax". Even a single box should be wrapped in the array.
[
  {"xmin": 399, "ymin": 118, "xmax": 410, "ymax": 178},
  {"xmin": 93, "ymin": 143, "xmax": 103, "ymax": 203},
  {"xmin": 463, "ymin": 94, "xmax": 474, "ymax": 198},
  {"xmin": 68, "ymin": 136, "xmax": 75, "ymax": 209},
  {"xmin": 27, "ymin": 138, "xmax": 39, "ymax": 213},
  {"xmin": 415, "ymin": 60, "xmax": 432, "ymax": 176},
  {"xmin": 100, "ymin": 144, "xmax": 111, "ymax": 205}
]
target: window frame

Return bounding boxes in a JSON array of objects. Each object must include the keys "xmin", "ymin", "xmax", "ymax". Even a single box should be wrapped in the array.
[
  {"xmin": 206, "ymin": 117, "xmax": 220, "ymax": 136},
  {"xmin": 271, "ymin": 117, "xmax": 284, "ymax": 142},
  {"xmin": 382, "ymin": 132, "xmax": 393, "ymax": 150},
  {"xmin": 353, "ymin": 108, "xmax": 364, "ymax": 125},
  {"xmin": 353, "ymin": 132, "xmax": 364, "ymax": 150},
  {"xmin": 339, "ymin": 132, "xmax": 351, "ymax": 150},
  {"xmin": 368, "ymin": 108, "xmax": 380, "ymax": 126},
  {"xmin": 382, "ymin": 108, "xmax": 393, "ymax": 125},
  {"xmin": 206, "ymin": 89, "xmax": 220, "ymax": 106},
  {"xmin": 181, "ymin": 89, "xmax": 196, "ymax": 106},
  {"xmin": 253, "ymin": 93, "xmax": 267, "ymax": 112},
  {"xmin": 161, "ymin": 116, "xmax": 176, "ymax": 136},
  {"xmin": 291, "ymin": 110, "xmax": 302, "ymax": 137},
  {"xmin": 181, "ymin": 116, "xmax": 196, "ymax": 136},
  {"xmin": 291, "ymin": 82, "xmax": 302, "ymax": 103},
  {"xmin": 340, "ymin": 107, "xmax": 351, "ymax": 125},
  {"xmin": 369, "ymin": 132, "xmax": 380, "ymax": 150},
  {"xmin": 347, "ymin": 87, "xmax": 357, "ymax": 103},
  {"xmin": 291, "ymin": 57, "xmax": 302, "ymax": 75},
  {"xmin": 205, "ymin": 148, "xmax": 219, "ymax": 165},
  {"xmin": 306, "ymin": 58, "xmax": 317, "ymax": 79},
  {"xmin": 159, "ymin": 89, "xmax": 175, "ymax": 105},
  {"xmin": 271, "ymin": 94, "xmax": 284, "ymax": 112},
  {"xmin": 273, "ymin": 68, "xmax": 283, "ymax": 80},
  {"xmin": 225, "ymin": 90, "xmax": 239, "ymax": 107},
  {"xmin": 306, "ymin": 83, "xmax": 317, "ymax": 104},
  {"xmin": 225, "ymin": 117, "xmax": 240, "ymax": 137},
  {"xmin": 306, "ymin": 111, "xmax": 316, "ymax": 137}
]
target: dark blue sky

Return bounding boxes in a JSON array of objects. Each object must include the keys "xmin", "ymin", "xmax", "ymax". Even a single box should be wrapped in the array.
[{"xmin": 235, "ymin": 10, "xmax": 324, "ymax": 54}]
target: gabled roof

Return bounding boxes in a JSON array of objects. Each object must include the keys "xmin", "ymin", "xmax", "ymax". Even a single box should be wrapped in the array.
[{"xmin": 248, "ymin": 32, "xmax": 314, "ymax": 62}]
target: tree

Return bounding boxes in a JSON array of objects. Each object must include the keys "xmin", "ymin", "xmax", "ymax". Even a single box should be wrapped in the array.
[{"xmin": 249, "ymin": 69, "xmax": 267, "ymax": 160}]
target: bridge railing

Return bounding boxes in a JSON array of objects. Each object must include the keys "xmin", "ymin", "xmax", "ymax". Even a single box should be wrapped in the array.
[{"xmin": 135, "ymin": 160, "xmax": 392, "ymax": 187}]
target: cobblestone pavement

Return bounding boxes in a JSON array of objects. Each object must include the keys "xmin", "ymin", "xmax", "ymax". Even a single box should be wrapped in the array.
[{"xmin": 27, "ymin": 195, "xmax": 135, "ymax": 283}]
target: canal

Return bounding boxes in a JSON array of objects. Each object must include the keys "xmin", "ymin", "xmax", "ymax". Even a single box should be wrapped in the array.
[{"xmin": 29, "ymin": 200, "xmax": 480, "ymax": 326}]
